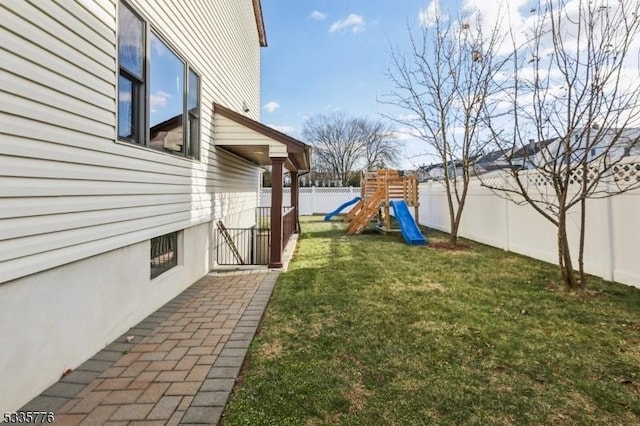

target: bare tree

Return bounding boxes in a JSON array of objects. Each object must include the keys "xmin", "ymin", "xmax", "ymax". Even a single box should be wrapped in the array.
[
  {"xmin": 383, "ymin": 3, "xmax": 507, "ymax": 245},
  {"xmin": 303, "ymin": 112, "xmax": 399, "ymax": 185},
  {"xmin": 480, "ymin": 0, "xmax": 640, "ymax": 289},
  {"xmin": 303, "ymin": 113, "xmax": 363, "ymax": 186},
  {"xmin": 359, "ymin": 118, "xmax": 400, "ymax": 170}
]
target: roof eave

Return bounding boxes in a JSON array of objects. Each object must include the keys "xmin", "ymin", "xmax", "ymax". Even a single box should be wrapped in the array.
[
  {"xmin": 252, "ymin": 0, "xmax": 267, "ymax": 47},
  {"xmin": 213, "ymin": 103, "xmax": 311, "ymax": 172}
]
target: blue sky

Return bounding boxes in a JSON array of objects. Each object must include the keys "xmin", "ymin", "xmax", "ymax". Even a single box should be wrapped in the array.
[
  {"xmin": 259, "ymin": 0, "xmax": 435, "ymax": 169},
  {"xmin": 259, "ymin": 0, "xmax": 640, "ymax": 169}
]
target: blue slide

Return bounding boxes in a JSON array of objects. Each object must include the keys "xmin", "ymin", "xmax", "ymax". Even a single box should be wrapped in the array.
[
  {"xmin": 389, "ymin": 200, "xmax": 427, "ymax": 245},
  {"xmin": 324, "ymin": 197, "xmax": 361, "ymax": 221}
]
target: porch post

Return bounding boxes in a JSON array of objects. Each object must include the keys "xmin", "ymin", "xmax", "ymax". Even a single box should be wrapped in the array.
[
  {"xmin": 290, "ymin": 170, "xmax": 299, "ymax": 233},
  {"xmin": 269, "ymin": 157, "xmax": 286, "ymax": 268}
]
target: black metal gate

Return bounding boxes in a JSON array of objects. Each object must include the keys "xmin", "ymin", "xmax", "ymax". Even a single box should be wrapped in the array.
[{"xmin": 215, "ymin": 226, "xmax": 270, "ymax": 265}]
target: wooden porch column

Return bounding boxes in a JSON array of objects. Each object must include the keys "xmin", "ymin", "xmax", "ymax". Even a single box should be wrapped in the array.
[
  {"xmin": 269, "ymin": 157, "xmax": 286, "ymax": 268},
  {"xmin": 290, "ymin": 170, "xmax": 299, "ymax": 233}
]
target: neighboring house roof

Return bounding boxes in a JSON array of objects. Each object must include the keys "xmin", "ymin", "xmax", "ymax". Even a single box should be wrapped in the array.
[
  {"xmin": 475, "ymin": 149, "xmax": 508, "ymax": 165},
  {"xmin": 149, "ymin": 113, "xmax": 184, "ymax": 152},
  {"xmin": 420, "ymin": 163, "xmax": 443, "ymax": 172},
  {"xmin": 472, "ymin": 149, "xmax": 515, "ymax": 174},
  {"xmin": 586, "ymin": 127, "xmax": 640, "ymax": 157},
  {"xmin": 253, "ymin": 0, "xmax": 267, "ymax": 47},
  {"xmin": 510, "ymin": 138, "xmax": 556, "ymax": 160},
  {"xmin": 213, "ymin": 102, "xmax": 311, "ymax": 172}
]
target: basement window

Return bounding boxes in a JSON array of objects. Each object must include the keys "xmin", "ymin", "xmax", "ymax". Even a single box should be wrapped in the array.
[{"xmin": 150, "ymin": 232, "xmax": 178, "ymax": 278}]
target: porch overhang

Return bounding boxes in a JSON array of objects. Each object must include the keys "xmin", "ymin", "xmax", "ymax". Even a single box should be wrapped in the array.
[{"xmin": 212, "ymin": 102, "xmax": 311, "ymax": 172}]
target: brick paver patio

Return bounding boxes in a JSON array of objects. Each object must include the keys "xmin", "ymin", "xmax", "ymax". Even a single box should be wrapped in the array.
[{"xmin": 20, "ymin": 270, "xmax": 279, "ymax": 425}]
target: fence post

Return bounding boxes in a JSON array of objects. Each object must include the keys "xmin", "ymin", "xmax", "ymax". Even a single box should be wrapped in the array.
[
  {"xmin": 428, "ymin": 182, "xmax": 433, "ymax": 228},
  {"xmin": 311, "ymin": 186, "xmax": 315, "ymax": 214},
  {"xmin": 504, "ymin": 196, "xmax": 510, "ymax": 251},
  {"xmin": 605, "ymin": 183, "xmax": 616, "ymax": 282}
]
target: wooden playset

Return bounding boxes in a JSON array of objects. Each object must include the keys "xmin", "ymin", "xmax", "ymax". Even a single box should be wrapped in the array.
[{"xmin": 343, "ymin": 169, "xmax": 420, "ymax": 234}]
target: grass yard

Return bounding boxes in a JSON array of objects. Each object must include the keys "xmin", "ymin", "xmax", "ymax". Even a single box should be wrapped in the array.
[{"xmin": 223, "ymin": 216, "xmax": 640, "ymax": 425}]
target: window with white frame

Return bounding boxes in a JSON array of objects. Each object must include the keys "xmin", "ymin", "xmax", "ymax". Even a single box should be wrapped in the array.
[{"xmin": 117, "ymin": 1, "xmax": 201, "ymax": 159}]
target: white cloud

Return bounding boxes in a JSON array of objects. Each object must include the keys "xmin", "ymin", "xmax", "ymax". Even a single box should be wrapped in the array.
[
  {"xmin": 394, "ymin": 126, "xmax": 427, "ymax": 141},
  {"xmin": 309, "ymin": 10, "xmax": 327, "ymax": 21},
  {"xmin": 262, "ymin": 101, "xmax": 280, "ymax": 113},
  {"xmin": 119, "ymin": 90, "xmax": 131, "ymax": 103},
  {"xmin": 150, "ymin": 90, "xmax": 171, "ymax": 111},
  {"xmin": 329, "ymin": 14, "xmax": 366, "ymax": 34},
  {"xmin": 418, "ymin": 0, "xmax": 448, "ymax": 28},
  {"xmin": 393, "ymin": 130, "xmax": 414, "ymax": 141},
  {"xmin": 460, "ymin": 0, "xmax": 529, "ymax": 55},
  {"xmin": 396, "ymin": 113, "xmax": 420, "ymax": 121},
  {"xmin": 267, "ymin": 124, "xmax": 295, "ymax": 134}
]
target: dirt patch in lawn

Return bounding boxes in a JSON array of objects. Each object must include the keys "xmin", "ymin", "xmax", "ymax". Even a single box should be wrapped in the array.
[{"xmin": 428, "ymin": 241, "xmax": 472, "ymax": 251}]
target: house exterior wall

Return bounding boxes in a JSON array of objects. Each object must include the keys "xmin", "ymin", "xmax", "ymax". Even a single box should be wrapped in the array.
[
  {"xmin": 0, "ymin": 0, "xmax": 262, "ymax": 411},
  {"xmin": 0, "ymin": 223, "xmax": 209, "ymax": 412}
]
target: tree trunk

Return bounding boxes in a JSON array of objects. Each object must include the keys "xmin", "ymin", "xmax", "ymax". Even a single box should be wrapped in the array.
[
  {"xmin": 578, "ymin": 198, "xmax": 587, "ymax": 289},
  {"xmin": 557, "ymin": 210, "xmax": 579, "ymax": 290},
  {"xmin": 450, "ymin": 195, "xmax": 466, "ymax": 246},
  {"xmin": 444, "ymin": 180, "xmax": 457, "ymax": 246},
  {"xmin": 450, "ymin": 217, "xmax": 460, "ymax": 246}
]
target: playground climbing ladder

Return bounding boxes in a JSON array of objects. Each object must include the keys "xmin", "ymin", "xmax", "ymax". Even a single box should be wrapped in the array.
[
  {"xmin": 340, "ymin": 169, "xmax": 425, "ymax": 245},
  {"xmin": 347, "ymin": 188, "xmax": 385, "ymax": 235}
]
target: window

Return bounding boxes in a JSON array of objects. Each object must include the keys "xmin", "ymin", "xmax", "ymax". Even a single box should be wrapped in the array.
[
  {"xmin": 117, "ymin": 3, "xmax": 144, "ymax": 143},
  {"xmin": 148, "ymin": 32, "xmax": 185, "ymax": 153},
  {"xmin": 150, "ymin": 232, "xmax": 178, "ymax": 278},
  {"xmin": 117, "ymin": 1, "xmax": 201, "ymax": 159}
]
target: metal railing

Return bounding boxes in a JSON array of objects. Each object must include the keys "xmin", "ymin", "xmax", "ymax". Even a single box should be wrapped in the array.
[
  {"xmin": 256, "ymin": 207, "xmax": 270, "ymax": 230},
  {"xmin": 256, "ymin": 206, "xmax": 295, "ymax": 232},
  {"xmin": 283, "ymin": 207, "xmax": 296, "ymax": 245},
  {"xmin": 215, "ymin": 226, "xmax": 270, "ymax": 265},
  {"xmin": 215, "ymin": 207, "xmax": 296, "ymax": 266},
  {"xmin": 150, "ymin": 232, "xmax": 178, "ymax": 278}
]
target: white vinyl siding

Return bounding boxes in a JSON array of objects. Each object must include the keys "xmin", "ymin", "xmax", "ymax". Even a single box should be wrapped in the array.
[
  {"xmin": 215, "ymin": 115, "xmax": 281, "ymax": 146},
  {"xmin": 0, "ymin": 0, "xmax": 262, "ymax": 284}
]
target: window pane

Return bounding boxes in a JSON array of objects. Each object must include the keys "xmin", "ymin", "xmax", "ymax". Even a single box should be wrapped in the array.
[
  {"xmin": 118, "ymin": 75, "xmax": 134, "ymax": 139},
  {"xmin": 149, "ymin": 32, "xmax": 185, "ymax": 153},
  {"xmin": 118, "ymin": 3, "xmax": 144, "ymax": 79},
  {"xmin": 188, "ymin": 69, "xmax": 199, "ymax": 111}
]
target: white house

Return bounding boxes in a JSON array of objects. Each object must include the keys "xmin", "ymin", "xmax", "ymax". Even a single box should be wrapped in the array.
[
  {"xmin": 477, "ymin": 130, "xmax": 640, "ymax": 173},
  {"xmin": 0, "ymin": 0, "xmax": 309, "ymax": 411}
]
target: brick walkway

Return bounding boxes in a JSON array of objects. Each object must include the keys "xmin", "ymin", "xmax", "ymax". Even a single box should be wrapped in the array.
[{"xmin": 21, "ymin": 271, "xmax": 279, "ymax": 425}]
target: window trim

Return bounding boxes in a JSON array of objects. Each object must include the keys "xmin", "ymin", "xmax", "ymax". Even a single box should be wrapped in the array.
[
  {"xmin": 186, "ymin": 67, "xmax": 201, "ymax": 159},
  {"xmin": 117, "ymin": 0, "xmax": 201, "ymax": 160},
  {"xmin": 117, "ymin": 2, "xmax": 146, "ymax": 145}
]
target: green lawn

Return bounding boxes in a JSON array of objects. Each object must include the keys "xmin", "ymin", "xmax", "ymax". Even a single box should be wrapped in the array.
[{"xmin": 223, "ymin": 216, "xmax": 640, "ymax": 425}]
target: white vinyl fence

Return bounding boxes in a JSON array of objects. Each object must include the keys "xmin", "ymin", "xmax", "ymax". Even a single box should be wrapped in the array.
[
  {"xmin": 418, "ymin": 174, "xmax": 640, "ymax": 289},
  {"xmin": 261, "ymin": 175, "xmax": 640, "ymax": 289},
  {"xmin": 260, "ymin": 187, "xmax": 361, "ymax": 215}
]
